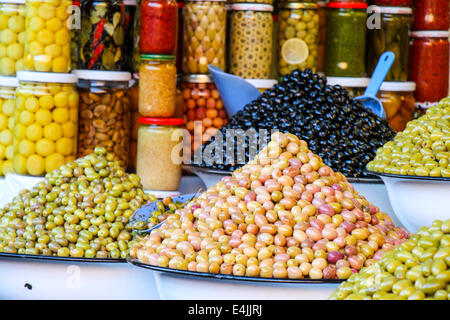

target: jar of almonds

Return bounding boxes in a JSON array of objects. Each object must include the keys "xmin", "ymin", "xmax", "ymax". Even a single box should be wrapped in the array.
[{"xmin": 74, "ymin": 70, "xmax": 132, "ymax": 169}]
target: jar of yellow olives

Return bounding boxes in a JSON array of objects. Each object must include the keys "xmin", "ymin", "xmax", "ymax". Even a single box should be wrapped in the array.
[
  {"xmin": 0, "ymin": 0, "xmax": 26, "ymax": 76},
  {"xmin": 182, "ymin": 0, "xmax": 227, "ymax": 74},
  {"xmin": 278, "ymin": 2, "xmax": 319, "ymax": 76},
  {"xmin": 24, "ymin": 0, "xmax": 72, "ymax": 73},
  {"xmin": 13, "ymin": 71, "xmax": 78, "ymax": 176},
  {"xmin": 0, "ymin": 76, "xmax": 18, "ymax": 175}
]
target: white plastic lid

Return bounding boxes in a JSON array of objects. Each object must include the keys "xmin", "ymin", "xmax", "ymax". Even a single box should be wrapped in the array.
[
  {"xmin": 374, "ymin": 6, "xmax": 413, "ymax": 14},
  {"xmin": 245, "ymin": 79, "xmax": 278, "ymax": 89},
  {"xmin": 0, "ymin": 76, "xmax": 19, "ymax": 87},
  {"xmin": 183, "ymin": 74, "xmax": 213, "ymax": 83},
  {"xmin": 410, "ymin": 31, "xmax": 450, "ymax": 38},
  {"xmin": 0, "ymin": 0, "xmax": 26, "ymax": 4},
  {"xmin": 72, "ymin": 70, "xmax": 132, "ymax": 82},
  {"xmin": 327, "ymin": 77, "xmax": 370, "ymax": 88},
  {"xmin": 123, "ymin": 0, "xmax": 137, "ymax": 5},
  {"xmin": 379, "ymin": 81, "xmax": 416, "ymax": 92},
  {"xmin": 17, "ymin": 71, "xmax": 77, "ymax": 83},
  {"xmin": 231, "ymin": 4, "xmax": 274, "ymax": 12}
]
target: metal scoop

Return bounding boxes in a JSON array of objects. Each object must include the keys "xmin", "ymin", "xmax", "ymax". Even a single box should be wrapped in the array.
[{"xmin": 354, "ymin": 51, "xmax": 396, "ymax": 119}]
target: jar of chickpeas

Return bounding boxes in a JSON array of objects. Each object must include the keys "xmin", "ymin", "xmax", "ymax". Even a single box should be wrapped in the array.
[
  {"xmin": 278, "ymin": 2, "xmax": 319, "ymax": 76},
  {"xmin": 182, "ymin": 74, "xmax": 227, "ymax": 152},
  {"xmin": 14, "ymin": 71, "xmax": 78, "ymax": 176},
  {"xmin": 229, "ymin": 4, "xmax": 273, "ymax": 79},
  {"xmin": 182, "ymin": 0, "xmax": 227, "ymax": 74},
  {"xmin": 0, "ymin": 0, "xmax": 26, "ymax": 76},
  {"xmin": 24, "ymin": 0, "xmax": 72, "ymax": 73},
  {"xmin": 0, "ymin": 76, "xmax": 18, "ymax": 175}
]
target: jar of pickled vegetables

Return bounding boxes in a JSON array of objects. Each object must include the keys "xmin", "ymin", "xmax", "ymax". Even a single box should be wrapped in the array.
[
  {"xmin": 70, "ymin": 1, "xmax": 80, "ymax": 71},
  {"xmin": 140, "ymin": 0, "xmax": 177, "ymax": 55},
  {"xmin": 317, "ymin": 1, "xmax": 327, "ymax": 72},
  {"xmin": 182, "ymin": 74, "xmax": 227, "ymax": 151},
  {"xmin": 14, "ymin": 71, "xmax": 78, "ymax": 176},
  {"xmin": 326, "ymin": 77, "xmax": 369, "ymax": 98},
  {"xmin": 79, "ymin": 0, "xmax": 127, "ymax": 70},
  {"xmin": 409, "ymin": 31, "xmax": 449, "ymax": 105},
  {"xmin": 74, "ymin": 70, "xmax": 131, "ymax": 169},
  {"xmin": 368, "ymin": 7, "xmax": 412, "ymax": 81},
  {"xmin": 378, "ymin": 81, "xmax": 416, "ymax": 132},
  {"xmin": 245, "ymin": 79, "xmax": 277, "ymax": 94},
  {"xmin": 137, "ymin": 117, "xmax": 184, "ymax": 191},
  {"xmin": 0, "ymin": 76, "xmax": 18, "ymax": 175},
  {"xmin": 24, "ymin": 0, "xmax": 72, "ymax": 73},
  {"xmin": 278, "ymin": 2, "xmax": 319, "ymax": 76},
  {"xmin": 182, "ymin": 0, "xmax": 227, "ymax": 74},
  {"xmin": 0, "ymin": 0, "xmax": 25, "ymax": 76},
  {"xmin": 229, "ymin": 4, "xmax": 273, "ymax": 79},
  {"xmin": 139, "ymin": 54, "xmax": 176, "ymax": 117},
  {"xmin": 412, "ymin": 0, "xmax": 449, "ymax": 31},
  {"xmin": 124, "ymin": 0, "xmax": 137, "ymax": 72},
  {"xmin": 325, "ymin": 2, "xmax": 368, "ymax": 77},
  {"xmin": 373, "ymin": 0, "xmax": 412, "ymax": 6}
]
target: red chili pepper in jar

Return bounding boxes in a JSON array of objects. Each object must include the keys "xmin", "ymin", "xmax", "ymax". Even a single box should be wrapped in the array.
[
  {"xmin": 92, "ymin": 17, "xmax": 106, "ymax": 49},
  {"xmin": 88, "ymin": 42, "xmax": 105, "ymax": 69}
]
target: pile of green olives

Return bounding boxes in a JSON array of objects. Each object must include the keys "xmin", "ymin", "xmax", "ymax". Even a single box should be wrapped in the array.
[
  {"xmin": 330, "ymin": 219, "xmax": 450, "ymax": 300},
  {"xmin": 0, "ymin": 147, "xmax": 152, "ymax": 259}
]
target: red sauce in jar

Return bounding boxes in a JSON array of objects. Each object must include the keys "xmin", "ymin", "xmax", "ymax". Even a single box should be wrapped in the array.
[
  {"xmin": 373, "ymin": 0, "xmax": 412, "ymax": 6},
  {"xmin": 140, "ymin": 0, "xmax": 178, "ymax": 55},
  {"xmin": 409, "ymin": 32, "xmax": 449, "ymax": 103},
  {"xmin": 412, "ymin": 0, "xmax": 449, "ymax": 31}
]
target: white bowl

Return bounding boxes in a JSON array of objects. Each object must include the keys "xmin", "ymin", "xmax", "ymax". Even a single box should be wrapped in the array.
[{"xmin": 373, "ymin": 172, "xmax": 450, "ymax": 233}]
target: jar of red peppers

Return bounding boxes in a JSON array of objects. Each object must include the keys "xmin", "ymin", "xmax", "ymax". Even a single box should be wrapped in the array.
[
  {"xmin": 373, "ymin": 0, "xmax": 412, "ymax": 6},
  {"xmin": 412, "ymin": 0, "xmax": 449, "ymax": 31},
  {"xmin": 140, "ymin": 0, "xmax": 178, "ymax": 55},
  {"xmin": 409, "ymin": 31, "xmax": 449, "ymax": 105},
  {"xmin": 182, "ymin": 75, "xmax": 227, "ymax": 152}
]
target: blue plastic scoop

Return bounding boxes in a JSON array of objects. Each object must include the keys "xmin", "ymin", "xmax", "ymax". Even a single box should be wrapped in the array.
[
  {"xmin": 208, "ymin": 65, "xmax": 261, "ymax": 118},
  {"xmin": 354, "ymin": 51, "xmax": 396, "ymax": 119}
]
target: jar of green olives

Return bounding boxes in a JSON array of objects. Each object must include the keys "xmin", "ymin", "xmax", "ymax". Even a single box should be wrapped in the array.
[
  {"xmin": 0, "ymin": 0, "xmax": 26, "ymax": 76},
  {"xmin": 278, "ymin": 2, "xmax": 319, "ymax": 76},
  {"xmin": 0, "ymin": 75, "xmax": 18, "ymax": 175},
  {"xmin": 229, "ymin": 4, "xmax": 273, "ymax": 79},
  {"xmin": 182, "ymin": 0, "xmax": 227, "ymax": 74}
]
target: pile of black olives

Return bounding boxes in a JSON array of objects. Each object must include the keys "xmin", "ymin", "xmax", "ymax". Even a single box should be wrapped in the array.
[{"xmin": 194, "ymin": 69, "xmax": 395, "ymax": 178}]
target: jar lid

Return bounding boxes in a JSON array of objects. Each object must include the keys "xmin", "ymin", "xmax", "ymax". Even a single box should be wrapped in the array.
[
  {"xmin": 372, "ymin": 6, "xmax": 413, "ymax": 14},
  {"xmin": 186, "ymin": 0, "xmax": 226, "ymax": 2},
  {"xmin": 379, "ymin": 81, "xmax": 416, "ymax": 92},
  {"xmin": 327, "ymin": 2, "xmax": 368, "ymax": 9},
  {"xmin": 72, "ymin": 70, "xmax": 132, "ymax": 82},
  {"xmin": 123, "ymin": 0, "xmax": 137, "ymax": 5},
  {"xmin": 231, "ymin": 4, "xmax": 274, "ymax": 12},
  {"xmin": 0, "ymin": 76, "xmax": 18, "ymax": 87},
  {"xmin": 139, "ymin": 117, "xmax": 184, "ymax": 126},
  {"xmin": 317, "ymin": 1, "xmax": 328, "ymax": 8},
  {"xmin": 183, "ymin": 74, "xmax": 213, "ymax": 83},
  {"xmin": 410, "ymin": 31, "xmax": 450, "ymax": 38},
  {"xmin": 17, "ymin": 71, "xmax": 77, "ymax": 83},
  {"xmin": 141, "ymin": 54, "xmax": 175, "ymax": 61},
  {"xmin": 246, "ymin": 79, "xmax": 278, "ymax": 89},
  {"xmin": 327, "ymin": 77, "xmax": 370, "ymax": 88},
  {"xmin": 280, "ymin": 2, "xmax": 318, "ymax": 10},
  {"xmin": 0, "ymin": 0, "xmax": 26, "ymax": 4}
]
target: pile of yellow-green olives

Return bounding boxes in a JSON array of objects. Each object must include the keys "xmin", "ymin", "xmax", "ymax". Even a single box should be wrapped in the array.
[
  {"xmin": 367, "ymin": 98, "xmax": 450, "ymax": 178},
  {"xmin": 0, "ymin": 147, "xmax": 153, "ymax": 259},
  {"xmin": 330, "ymin": 219, "xmax": 450, "ymax": 300}
]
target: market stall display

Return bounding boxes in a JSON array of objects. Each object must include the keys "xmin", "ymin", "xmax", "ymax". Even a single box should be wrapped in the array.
[
  {"xmin": 0, "ymin": 75, "xmax": 17, "ymax": 175},
  {"xmin": 0, "ymin": 0, "xmax": 26, "ymax": 76},
  {"xmin": 330, "ymin": 219, "xmax": 450, "ymax": 300}
]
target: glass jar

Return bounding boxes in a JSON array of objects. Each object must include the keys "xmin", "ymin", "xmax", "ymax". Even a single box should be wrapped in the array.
[
  {"xmin": 325, "ymin": 2, "xmax": 368, "ymax": 77},
  {"xmin": 140, "ymin": 0, "xmax": 177, "ymax": 55},
  {"xmin": 230, "ymin": 0, "xmax": 274, "ymax": 5},
  {"xmin": 229, "ymin": 4, "xmax": 273, "ymax": 79},
  {"xmin": 139, "ymin": 54, "xmax": 177, "ymax": 117},
  {"xmin": 124, "ymin": 0, "xmax": 137, "ymax": 72},
  {"xmin": 74, "ymin": 70, "xmax": 131, "ymax": 169},
  {"xmin": 24, "ymin": 0, "xmax": 72, "ymax": 73},
  {"xmin": 182, "ymin": 0, "xmax": 227, "ymax": 74},
  {"xmin": 368, "ymin": 7, "xmax": 412, "ymax": 81},
  {"xmin": 131, "ymin": 0, "xmax": 142, "ymax": 74},
  {"xmin": 412, "ymin": 0, "xmax": 449, "ymax": 31},
  {"xmin": 70, "ymin": 1, "xmax": 80, "ymax": 71},
  {"xmin": 245, "ymin": 79, "xmax": 277, "ymax": 94},
  {"xmin": 378, "ymin": 81, "xmax": 416, "ymax": 132},
  {"xmin": 278, "ymin": 2, "xmax": 319, "ymax": 76},
  {"xmin": 0, "ymin": 0, "xmax": 25, "ymax": 76},
  {"xmin": 373, "ymin": 0, "xmax": 412, "ymax": 6},
  {"xmin": 317, "ymin": 1, "xmax": 327, "ymax": 72},
  {"xmin": 176, "ymin": 1, "xmax": 184, "ymax": 71},
  {"xmin": 409, "ymin": 31, "xmax": 449, "ymax": 104},
  {"xmin": 0, "ymin": 76, "xmax": 18, "ymax": 175},
  {"xmin": 14, "ymin": 71, "xmax": 78, "ymax": 176},
  {"xmin": 182, "ymin": 74, "xmax": 227, "ymax": 151},
  {"xmin": 128, "ymin": 77, "xmax": 139, "ymax": 171},
  {"xmin": 79, "ymin": 0, "xmax": 126, "ymax": 70},
  {"xmin": 326, "ymin": 77, "xmax": 370, "ymax": 98},
  {"xmin": 137, "ymin": 117, "xmax": 183, "ymax": 190}
]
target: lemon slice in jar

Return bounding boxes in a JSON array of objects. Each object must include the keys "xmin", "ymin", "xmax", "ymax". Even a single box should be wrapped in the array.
[{"xmin": 281, "ymin": 38, "xmax": 309, "ymax": 65}]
